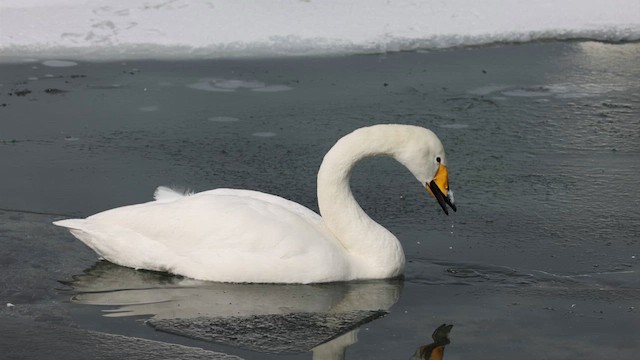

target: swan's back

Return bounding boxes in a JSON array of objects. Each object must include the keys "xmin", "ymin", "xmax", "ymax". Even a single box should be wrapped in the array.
[{"xmin": 55, "ymin": 188, "xmax": 351, "ymax": 283}]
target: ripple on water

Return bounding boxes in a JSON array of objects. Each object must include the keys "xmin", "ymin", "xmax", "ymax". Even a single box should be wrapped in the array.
[
  {"xmin": 467, "ymin": 84, "xmax": 512, "ymax": 96},
  {"xmin": 468, "ymin": 83, "xmax": 627, "ymax": 99},
  {"xmin": 438, "ymin": 123, "xmax": 469, "ymax": 129},
  {"xmin": 252, "ymin": 132, "xmax": 277, "ymax": 138},
  {"xmin": 208, "ymin": 116, "xmax": 240, "ymax": 122},
  {"xmin": 138, "ymin": 106, "xmax": 158, "ymax": 112},
  {"xmin": 501, "ymin": 87, "xmax": 552, "ymax": 97},
  {"xmin": 407, "ymin": 259, "xmax": 638, "ymax": 291}
]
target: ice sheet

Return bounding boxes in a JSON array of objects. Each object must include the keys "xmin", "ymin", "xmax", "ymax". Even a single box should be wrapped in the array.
[{"xmin": 1, "ymin": 0, "xmax": 639, "ymax": 61}]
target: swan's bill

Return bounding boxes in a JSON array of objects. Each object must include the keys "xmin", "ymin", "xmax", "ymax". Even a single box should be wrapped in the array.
[{"xmin": 426, "ymin": 163, "xmax": 456, "ymax": 215}]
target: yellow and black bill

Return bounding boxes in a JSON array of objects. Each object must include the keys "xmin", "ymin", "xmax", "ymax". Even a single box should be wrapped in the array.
[{"xmin": 426, "ymin": 164, "xmax": 457, "ymax": 215}]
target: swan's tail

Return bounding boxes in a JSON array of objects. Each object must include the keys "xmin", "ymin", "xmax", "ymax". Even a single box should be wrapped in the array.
[
  {"xmin": 53, "ymin": 218, "xmax": 175, "ymax": 273},
  {"xmin": 153, "ymin": 186, "xmax": 193, "ymax": 202},
  {"xmin": 53, "ymin": 219, "xmax": 86, "ymax": 230},
  {"xmin": 53, "ymin": 219, "xmax": 105, "ymax": 257}
]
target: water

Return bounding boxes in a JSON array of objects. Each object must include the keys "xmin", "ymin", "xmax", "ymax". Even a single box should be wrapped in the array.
[{"xmin": 1, "ymin": 41, "xmax": 639, "ymax": 359}]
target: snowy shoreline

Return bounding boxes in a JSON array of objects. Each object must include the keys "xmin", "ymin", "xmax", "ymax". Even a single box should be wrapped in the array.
[{"xmin": 1, "ymin": 0, "xmax": 640, "ymax": 62}]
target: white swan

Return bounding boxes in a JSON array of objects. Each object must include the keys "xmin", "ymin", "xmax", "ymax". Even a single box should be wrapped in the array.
[{"xmin": 54, "ymin": 124, "xmax": 456, "ymax": 284}]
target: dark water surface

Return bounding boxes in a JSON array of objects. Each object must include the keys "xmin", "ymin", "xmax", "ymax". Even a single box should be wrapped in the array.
[{"xmin": 1, "ymin": 42, "xmax": 639, "ymax": 359}]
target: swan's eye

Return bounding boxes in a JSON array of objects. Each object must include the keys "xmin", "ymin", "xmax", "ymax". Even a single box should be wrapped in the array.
[{"xmin": 435, "ymin": 156, "xmax": 441, "ymax": 164}]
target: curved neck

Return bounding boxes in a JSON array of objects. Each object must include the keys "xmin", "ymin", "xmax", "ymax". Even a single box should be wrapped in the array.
[{"xmin": 317, "ymin": 125, "xmax": 407, "ymax": 279}]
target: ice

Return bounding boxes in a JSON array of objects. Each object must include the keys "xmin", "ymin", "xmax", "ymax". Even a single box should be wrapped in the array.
[
  {"xmin": 2, "ymin": 317, "xmax": 243, "ymax": 360},
  {"xmin": 187, "ymin": 78, "xmax": 292, "ymax": 92},
  {"xmin": 148, "ymin": 312, "xmax": 384, "ymax": 354},
  {"xmin": 187, "ymin": 78, "xmax": 259, "ymax": 92},
  {"xmin": 1, "ymin": 0, "xmax": 639, "ymax": 61},
  {"xmin": 251, "ymin": 85, "xmax": 293, "ymax": 92},
  {"xmin": 211, "ymin": 79, "xmax": 265, "ymax": 90},
  {"xmin": 41, "ymin": 60, "xmax": 78, "ymax": 67}
]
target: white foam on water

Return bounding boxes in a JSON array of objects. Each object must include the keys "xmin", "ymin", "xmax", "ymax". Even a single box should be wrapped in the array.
[{"xmin": 1, "ymin": 0, "xmax": 638, "ymax": 61}]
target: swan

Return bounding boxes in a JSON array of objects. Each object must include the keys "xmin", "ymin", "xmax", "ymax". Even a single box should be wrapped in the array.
[{"xmin": 54, "ymin": 124, "xmax": 456, "ymax": 284}]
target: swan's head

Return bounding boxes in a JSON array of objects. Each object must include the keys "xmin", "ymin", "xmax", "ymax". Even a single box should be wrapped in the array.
[{"xmin": 394, "ymin": 126, "xmax": 457, "ymax": 215}]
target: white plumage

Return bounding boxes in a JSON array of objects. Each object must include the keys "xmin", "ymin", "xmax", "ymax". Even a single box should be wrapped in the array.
[{"xmin": 54, "ymin": 124, "xmax": 455, "ymax": 283}]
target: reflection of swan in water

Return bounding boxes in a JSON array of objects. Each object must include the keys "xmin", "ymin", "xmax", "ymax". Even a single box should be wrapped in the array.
[
  {"xmin": 54, "ymin": 124, "xmax": 455, "ymax": 283},
  {"xmin": 64, "ymin": 262, "xmax": 403, "ymax": 358},
  {"xmin": 410, "ymin": 324, "xmax": 453, "ymax": 360}
]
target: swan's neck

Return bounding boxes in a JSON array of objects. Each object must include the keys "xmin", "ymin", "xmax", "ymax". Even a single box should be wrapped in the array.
[{"xmin": 317, "ymin": 125, "xmax": 406, "ymax": 279}]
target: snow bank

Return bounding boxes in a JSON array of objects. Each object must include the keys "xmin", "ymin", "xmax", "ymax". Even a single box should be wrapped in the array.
[{"xmin": 1, "ymin": 0, "xmax": 639, "ymax": 61}]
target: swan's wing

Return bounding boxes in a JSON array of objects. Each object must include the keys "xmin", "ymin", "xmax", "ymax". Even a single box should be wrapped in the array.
[
  {"xmin": 200, "ymin": 188, "xmax": 324, "ymax": 227},
  {"xmin": 55, "ymin": 188, "xmax": 349, "ymax": 283}
]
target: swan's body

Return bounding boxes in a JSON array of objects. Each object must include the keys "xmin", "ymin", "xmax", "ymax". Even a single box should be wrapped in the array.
[{"xmin": 54, "ymin": 124, "xmax": 456, "ymax": 283}]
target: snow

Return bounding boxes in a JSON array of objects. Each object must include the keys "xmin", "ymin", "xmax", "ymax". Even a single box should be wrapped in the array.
[{"xmin": 0, "ymin": 0, "xmax": 639, "ymax": 61}]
